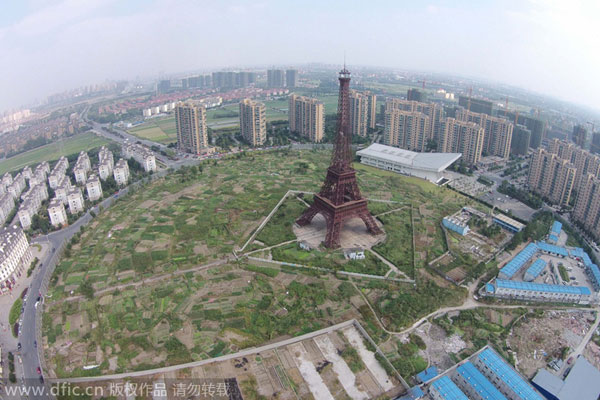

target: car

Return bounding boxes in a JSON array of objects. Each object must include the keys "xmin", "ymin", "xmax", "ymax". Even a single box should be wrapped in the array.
[
  {"xmin": 34, "ymin": 340, "xmax": 37, "ymax": 348},
  {"xmin": 17, "ymin": 342, "xmax": 21, "ymax": 350},
  {"xmin": 36, "ymin": 367, "xmax": 41, "ymax": 375}
]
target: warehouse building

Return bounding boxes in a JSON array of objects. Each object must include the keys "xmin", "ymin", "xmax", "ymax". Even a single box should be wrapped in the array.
[
  {"xmin": 485, "ymin": 279, "xmax": 591, "ymax": 304},
  {"xmin": 524, "ymin": 259, "xmax": 547, "ymax": 282},
  {"xmin": 442, "ymin": 217, "xmax": 470, "ymax": 236},
  {"xmin": 498, "ymin": 243, "xmax": 539, "ymax": 279},
  {"xmin": 492, "ymin": 213, "xmax": 525, "ymax": 233},
  {"xmin": 356, "ymin": 143, "xmax": 461, "ymax": 184},
  {"xmin": 548, "ymin": 221, "xmax": 562, "ymax": 244},
  {"xmin": 531, "ymin": 356, "xmax": 600, "ymax": 400}
]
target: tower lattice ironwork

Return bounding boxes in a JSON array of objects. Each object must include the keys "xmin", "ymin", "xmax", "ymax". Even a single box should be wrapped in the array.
[{"xmin": 296, "ymin": 68, "xmax": 382, "ymax": 248}]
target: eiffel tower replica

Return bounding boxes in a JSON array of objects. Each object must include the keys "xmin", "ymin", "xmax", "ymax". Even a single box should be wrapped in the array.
[{"xmin": 296, "ymin": 67, "xmax": 382, "ymax": 248}]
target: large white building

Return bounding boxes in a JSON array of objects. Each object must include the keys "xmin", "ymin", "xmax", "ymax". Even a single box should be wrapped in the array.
[
  {"xmin": 54, "ymin": 175, "xmax": 73, "ymax": 205},
  {"xmin": 0, "ymin": 225, "xmax": 32, "ymax": 292},
  {"xmin": 17, "ymin": 183, "xmax": 49, "ymax": 229},
  {"xmin": 123, "ymin": 141, "xmax": 156, "ymax": 172},
  {"xmin": 73, "ymin": 151, "xmax": 91, "ymax": 184},
  {"xmin": 86, "ymin": 174, "xmax": 103, "ymax": 201},
  {"xmin": 67, "ymin": 187, "xmax": 85, "ymax": 214},
  {"xmin": 48, "ymin": 156, "xmax": 69, "ymax": 189},
  {"xmin": 98, "ymin": 146, "xmax": 114, "ymax": 180},
  {"xmin": 0, "ymin": 193, "xmax": 15, "ymax": 226},
  {"xmin": 7, "ymin": 173, "xmax": 26, "ymax": 199},
  {"xmin": 48, "ymin": 198, "xmax": 67, "ymax": 227},
  {"xmin": 356, "ymin": 143, "xmax": 462, "ymax": 184},
  {"xmin": 113, "ymin": 159, "xmax": 130, "ymax": 186}
]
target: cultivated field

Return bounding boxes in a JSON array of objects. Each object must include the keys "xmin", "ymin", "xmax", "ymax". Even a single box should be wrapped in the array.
[
  {"xmin": 43, "ymin": 149, "xmax": 476, "ymax": 377},
  {"xmin": 0, "ymin": 132, "xmax": 110, "ymax": 175}
]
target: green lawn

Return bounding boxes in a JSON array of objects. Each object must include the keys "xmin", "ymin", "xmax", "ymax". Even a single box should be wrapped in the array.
[{"xmin": 0, "ymin": 133, "xmax": 110, "ymax": 175}]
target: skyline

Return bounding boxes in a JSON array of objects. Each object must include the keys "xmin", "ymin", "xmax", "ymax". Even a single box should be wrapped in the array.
[{"xmin": 0, "ymin": 0, "xmax": 599, "ymax": 113}]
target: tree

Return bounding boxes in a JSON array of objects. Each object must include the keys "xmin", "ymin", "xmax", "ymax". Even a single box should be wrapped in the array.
[{"xmin": 80, "ymin": 280, "xmax": 94, "ymax": 299}]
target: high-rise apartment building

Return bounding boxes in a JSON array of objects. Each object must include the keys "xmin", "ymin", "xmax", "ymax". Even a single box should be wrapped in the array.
[
  {"xmin": 267, "ymin": 69, "xmax": 285, "ymax": 88},
  {"xmin": 458, "ymin": 95, "xmax": 494, "ymax": 116},
  {"xmin": 592, "ymin": 132, "xmax": 600, "ymax": 155},
  {"xmin": 286, "ymin": 69, "xmax": 298, "ymax": 88},
  {"xmin": 175, "ymin": 102, "xmax": 209, "ymax": 154},
  {"xmin": 440, "ymin": 118, "xmax": 485, "ymax": 165},
  {"xmin": 365, "ymin": 91, "xmax": 377, "ymax": 130},
  {"xmin": 349, "ymin": 90, "xmax": 368, "ymax": 137},
  {"xmin": 384, "ymin": 110, "xmax": 431, "ymax": 152},
  {"xmin": 506, "ymin": 111, "xmax": 546, "ymax": 149},
  {"xmin": 528, "ymin": 148, "xmax": 576, "ymax": 206},
  {"xmin": 407, "ymin": 88, "xmax": 427, "ymax": 103},
  {"xmin": 288, "ymin": 94, "xmax": 324, "ymax": 142},
  {"xmin": 239, "ymin": 99, "xmax": 266, "ymax": 146},
  {"xmin": 572, "ymin": 124, "xmax": 588, "ymax": 148},
  {"xmin": 384, "ymin": 99, "xmax": 444, "ymax": 146},
  {"xmin": 547, "ymin": 139, "xmax": 600, "ymax": 190},
  {"xmin": 510, "ymin": 124, "xmax": 531, "ymax": 156},
  {"xmin": 455, "ymin": 109, "xmax": 513, "ymax": 159},
  {"xmin": 573, "ymin": 174, "xmax": 600, "ymax": 239}
]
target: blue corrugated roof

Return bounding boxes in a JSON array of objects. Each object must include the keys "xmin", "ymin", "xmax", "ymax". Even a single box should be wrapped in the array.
[
  {"xmin": 495, "ymin": 279, "xmax": 591, "ymax": 296},
  {"xmin": 443, "ymin": 217, "xmax": 469, "ymax": 236},
  {"xmin": 486, "ymin": 283, "xmax": 496, "ymax": 293},
  {"xmin": 589, "ymin": 264, "xmax": 600, "ymax": 287},
  {"xmin": 537, "ymin": 242, "xmax": 568, "ymax": 257},
  {"xmin": 457, "ymin": 361, "xmax": 507, "ymax": 400},
  {"xmin": 499, "ymin": 243, "xmax": 538, "ymax": 278},
  {"xmin": 430, "ymin": 376, "xmax": 468, "ymax": 400},
  {"xmin": 417, "ymin": 366, "xmax": 439, "ymax": 382},
  {"xmin": 548, "ymin": 234, "xmax": 559, "ymax": 243},
  {"xmin": 524, "ymin": 259, "xmax": 546, "ymax": 281},
  {"xmin": 477, "ymin": 348, "xmax": 544, "ymax": 400},
  {"xmin": 551, "ymin": 221, "xmax": 562, "ymax": 235}
]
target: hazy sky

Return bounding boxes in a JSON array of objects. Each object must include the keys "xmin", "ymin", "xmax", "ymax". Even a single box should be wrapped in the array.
[{"xmin": 1, "ymin": 0, "xmax": 599, "ymax": 112}]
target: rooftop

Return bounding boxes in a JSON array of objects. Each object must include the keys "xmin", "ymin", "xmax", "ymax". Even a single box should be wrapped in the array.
[
  {"xmin": 356, "ymin": 143, "xmax": 461, "ymax": 173},
  {"xmin": 537, "ymin": 241, "xmax": 569, "ymax": 257},
  {"xmin": 456, "ymin": 361, "xmax": 507, "ymax": 400},
  {"xmin": 532, "ymin": 356, "xmax": 600, "ymax": 400},
  {"xmin": 477, "ymin": 348, "xmax": 543, "ymax": 400},
  {"xmin": 499, "ymin": 243, "xmax": 538, "ymax": 279},
  {"xmin": 430, "ymin": 376, "xmax": 468, "ymax": 400},
  {"xmin": 494, "ymin": 279, "xmax": 591, "ymax": 296}
]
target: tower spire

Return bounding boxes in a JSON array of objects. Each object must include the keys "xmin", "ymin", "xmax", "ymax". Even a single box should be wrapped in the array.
[{"xmin": 295, "ymin": 67, "xmax": 382, "ymax": 248}]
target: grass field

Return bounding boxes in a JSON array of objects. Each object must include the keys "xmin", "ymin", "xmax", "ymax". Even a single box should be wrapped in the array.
[
  {"xmin": 0, "ymin": 132, "xmax": 110, "ymax": 175},
  {"xmin": 42, "ymin": 149, "xmax": 472, "ymax": 377}
]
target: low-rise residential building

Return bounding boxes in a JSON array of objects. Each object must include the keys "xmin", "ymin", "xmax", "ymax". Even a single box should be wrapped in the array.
[
  {"xmin": 0, "ymin": 225, "xmax": 32, "ymax": 292},
  {"xmin": 22, "ymin": 166, "xmax": 32, "ymax": 180},
  {"xmin": 73, "ymin": 151, "xmax": 91, "ymax": 184},
  {"xmin": 113, "ymin": 159, "xmax": 130, "ymax": 186},
  {"xmin": 98, "ymin": 146, "xmax": 114, "ymax": 180},
  {"xmin": 17, "ymin": 183, "xmax": 49, "ymax": 229},
  {"xmin": 48, "ymin": 156, "xmax": 69, "ymax": 189},
  {"xmin": 86, "ymin": 174, "xmax": 102, "ymax": 201},
  {"xmin": 48, "ymin": 198, "xmax": 67, "ymax": 227},
  {"xmin": 7, "ymin": 173, "xmax": 26, "ymax": 199},
  {"xmin": 67, "ymin": 187, "xmax": 84, "ymax": 214},
  {"xmin": 54, "ymin": 176, "xmax": 72, "ymax": 205},
  {"xmin": 2, "ymin": 173, "xmax": 13, "ymax": 187},
  {"xmin": 122, "ymin": 141, "xmax": 156, "ymax": 172}
]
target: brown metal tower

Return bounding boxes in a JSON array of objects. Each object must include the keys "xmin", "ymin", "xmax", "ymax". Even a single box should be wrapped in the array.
[{"xmin": 296, "ymin": 68, "xmax": 382, "ymax": 248}]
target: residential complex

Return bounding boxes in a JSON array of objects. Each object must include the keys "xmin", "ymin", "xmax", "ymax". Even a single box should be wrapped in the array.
[
  {"xmin": 440, "ymin": 118, "xmax": 485, "ymax": 165},
  {"xmin": 384, "ymin": 109, "xmax": 431, "ymax": 151},
  {"xmin": 175, "ymin": 101, "xmax": 209, "ymax": 154},
  {"xmin": 506, "ymin": 111, "xmax": 546, "ymax": 149},
  {"xmin": 528, "ymin": 148, "xmax": 576, "ymax": 206},
  {"xmin": 239, "ymin": 98, "xmax": 266, "ymax": 147},
  {"xmin": 510, "ymin": 124, "xmax": 531, "ymax": 156},
  {"xmin": 123, "ymin": 141, "xmax": 157, "ymax": 172},
  {"xmin": 48, "ymin": 156, "xmax": 69, "ymax": 189},
  {"xmin": 85, "ymin": 174, "xmax": 103, "ymax": 201},
  {"xmin": 0, "ymin": 225, "xmax": 32, "ymax": 292},
  {"xmin": 98, "ymin": 146, "xmax": 114, "ymax": 180},
  {"xmin": 0, "ymin": 194, "xmax": 15, "ymax": 226},
  {"xmin": 455, "ymin": 109, "xmax": 513, "ymax": 159},
  {"xmin": 458, "ymin": 95, "xmax": 494, "ymax": 116},
  {"xmin": 17, "ymin": 183, "xmax": 49, "ymax": 229},
  {"xmin": 573, "ymin": 174, "xmax": 600, "ymax": 239},
  {"xmin": 365, "ymin": 91, "xmax": 377, "ymax": 130},
  {"xmin": 572, "ymin": 124, "xmax": 587, "ymax": 148},
  {"xmin": 113, "ymin": 159, "xmax": 130, "ymax": 186},
  {"xmin": 288, "ymin": 94, "xmax": 324, "ymax": 142},
  {"xmin": 48, "ymin": 198, "xmax": 67, "ymax": 227}
]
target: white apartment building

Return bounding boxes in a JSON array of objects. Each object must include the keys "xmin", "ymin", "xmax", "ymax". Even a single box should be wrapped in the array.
[
  {"xmin": 22, "ymin": 166, "xmax": 32, "ymax": 180},
  {"xmin": 73, "ymin": 151, "xmax": 91, "ymax": 184},
  {"xmin": 122, "ymin": 141, "xmax": 156, "ymax": 172},
  {"xmin": 0, "ymin": 225, "xmax": 32, "ymax": 292},
  {"xmin": 67, "ymin": 187, "xmax": 84, "ymax": 214},
  {"xmin": 48, "ymin": 156, "xmax": 69, "ymax": 189},
  {"xmin": 48, "ymin": 198, "xmax": 67, "ymax": 227},
  {"xmin": 113, "ymin": 159, "xmax": 130, "ymax": 186},
  {"xmin": 86, "ymin": 174, "xmax": 103, "ymax": 201},
  {"xmin": 17, "ymin": 183, "xmax": 49, "ymax": 229},
  {"xmin": 0, "ymin": 193, "xmax": 15, "ymax": 226},
  {"xmin": 98, "ymin": 146, "xmax": 114, "ymax": 180},
  {"xmin": 7, "ymin": 173, "xmax": 26, "ymax": 200},
  {"xmin": 54, "ymin": 176, "xmax": 72, "ymax": 205},
  {"xmin": 2, "ymin": 173, "xmax": 13, "ymax": 187}
]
